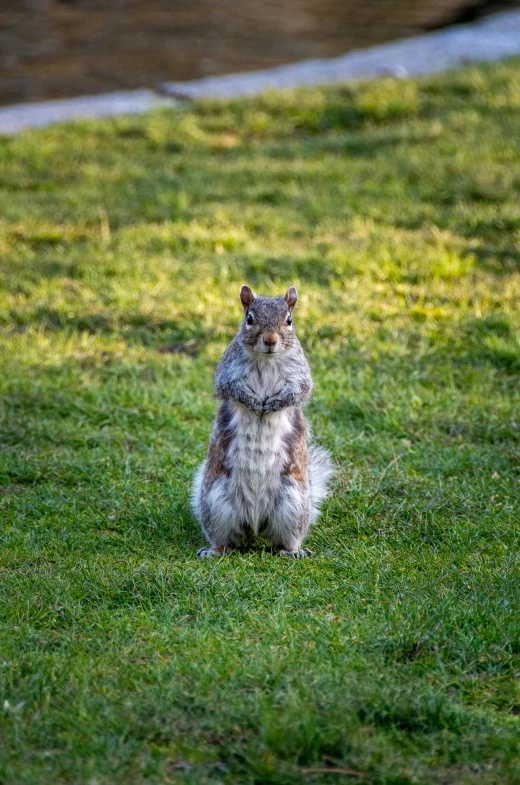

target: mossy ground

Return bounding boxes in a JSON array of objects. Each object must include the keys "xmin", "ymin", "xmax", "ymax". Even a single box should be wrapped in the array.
[{"xmin": 0, "ymin": 61, "xmax": 519, "ymax": 784}]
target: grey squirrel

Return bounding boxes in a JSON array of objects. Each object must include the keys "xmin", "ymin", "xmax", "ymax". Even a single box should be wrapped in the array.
[{"xmin": 192, "ymin": 285, "xmax": 333, "ymax": 558}]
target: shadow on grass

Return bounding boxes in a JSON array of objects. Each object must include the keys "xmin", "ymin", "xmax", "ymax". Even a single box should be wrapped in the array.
[
  {"xmin": 5, "ymin": 306, "xmax": 210, "ymax": 354},
  {"xmin": 243, "ymin": 252, "xmax": 339, "ymax": 287},
  {"xmin": 430, "ymin": 316, "xmax": 520, "ymax": 375},
  {"xmin": 469, "ymin": 242, "xmax": 520, "ymax": 274}
]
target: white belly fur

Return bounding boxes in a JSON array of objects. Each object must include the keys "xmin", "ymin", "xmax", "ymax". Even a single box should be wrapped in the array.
[{"xmin": 228, "ymin": 402, "xmax": 293, "ymax": 533}]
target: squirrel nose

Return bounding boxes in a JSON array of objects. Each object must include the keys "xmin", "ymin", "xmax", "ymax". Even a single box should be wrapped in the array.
[{"xmin": 263, "ymin": 333, "xmax": 278, "ymax": 347}]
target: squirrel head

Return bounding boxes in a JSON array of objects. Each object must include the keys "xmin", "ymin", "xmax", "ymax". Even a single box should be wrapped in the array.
[{"xmin": 239, "ymin": 285, "xmax": 298, "ymax": 355}]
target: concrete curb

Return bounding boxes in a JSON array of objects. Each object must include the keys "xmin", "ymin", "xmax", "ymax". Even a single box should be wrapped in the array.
[
  {"xmin": 0, "ymin": 89, "xmax": 170, "ymax": 136},
  {"xmin": 160, "ymin": 9, "xmax": 520, "ymax": 100},
  {"xmin": 1, "ymin": 9, "xmax": 519, "ymax": 135}
]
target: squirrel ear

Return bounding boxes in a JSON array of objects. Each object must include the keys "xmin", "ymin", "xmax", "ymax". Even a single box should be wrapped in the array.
[
  {"xmin": 240, "ymin": 285, "xmax": 256, "ymax": 311},
  {"xmin": 285, "ymin": 286, "xmax": 298, "ymax": 310}
]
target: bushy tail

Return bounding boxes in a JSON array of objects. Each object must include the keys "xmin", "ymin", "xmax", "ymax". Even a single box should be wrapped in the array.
[
  {"xmin": 191, "ymin": 461, "xmax": 205, "ymax": 522},
  {"xmin": 309, "ymin": 444, "xmax": 335, "ymax": 523}
]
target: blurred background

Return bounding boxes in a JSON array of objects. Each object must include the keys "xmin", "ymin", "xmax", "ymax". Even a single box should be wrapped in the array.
[{"xmin": 1, "ymin": 0, "xmax": 518, "ymax": 106}]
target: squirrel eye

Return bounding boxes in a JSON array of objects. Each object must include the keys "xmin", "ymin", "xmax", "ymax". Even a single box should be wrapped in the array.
[
  {"xmin": 286, "ymin": 314, "xmax": 292, "ymax": 326},
  {"xmin": 246, "ymin": 313, "xmax": 254, "ymax": 325}
]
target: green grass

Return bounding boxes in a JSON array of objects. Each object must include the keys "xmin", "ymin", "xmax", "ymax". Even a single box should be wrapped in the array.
[{"xmin": 1, "ymin": 60, "xmax": 520, "ymax": 785}]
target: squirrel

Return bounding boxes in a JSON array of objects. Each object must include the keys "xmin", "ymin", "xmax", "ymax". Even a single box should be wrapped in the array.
[{"xmin": 192, "ymin": 284, "xmax": 334, "ymax": 559}]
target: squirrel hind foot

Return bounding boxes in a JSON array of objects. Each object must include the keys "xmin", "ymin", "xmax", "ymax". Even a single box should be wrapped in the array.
[
  {"xmin": 196, "ymin": 546, "xmax": 231, "ymax": 559},
  {"xmin": 278, "ymin": 548, "xmax": 313, "ymax": 559}
]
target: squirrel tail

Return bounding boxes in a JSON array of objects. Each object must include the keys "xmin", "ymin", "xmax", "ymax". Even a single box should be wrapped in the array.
[
  {"xmin": 191, "ymin": 460, "xmax": 206, "ymax": 522},
  {"xmin": 309, "ymin": 444, "xmax": 335, "ymax": 523}
]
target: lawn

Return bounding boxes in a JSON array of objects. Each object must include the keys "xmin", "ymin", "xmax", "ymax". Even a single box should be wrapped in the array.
[{"xmin": 0, "ymin": 60, "xmax": 519, "ymax": 785}]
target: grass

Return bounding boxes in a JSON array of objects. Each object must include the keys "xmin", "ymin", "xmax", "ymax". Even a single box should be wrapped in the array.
[{"xmin": 0, "ymin": 59, "xmax": 520, "ymax": 785}]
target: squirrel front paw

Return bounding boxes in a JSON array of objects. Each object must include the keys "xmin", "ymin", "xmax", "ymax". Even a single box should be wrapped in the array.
[
  {"xmin": 243, "ymin": 393, "xmax": 264, "ymax": 415},
  {"xmin": 263, "ymin": 395, "xmax": 285, "ymax": 413}
]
